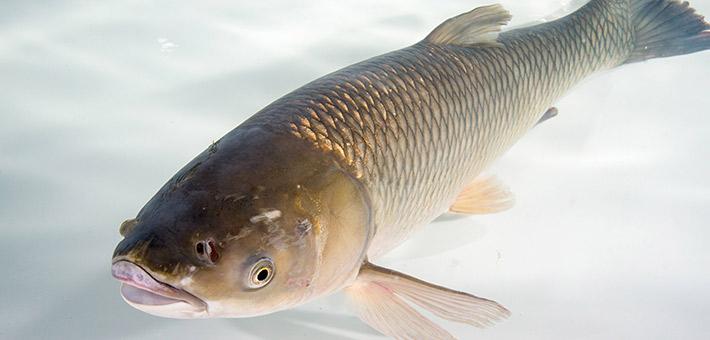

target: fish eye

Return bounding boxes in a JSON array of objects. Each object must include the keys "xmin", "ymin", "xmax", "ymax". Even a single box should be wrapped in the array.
[
  {"xmin": 248, "ymin": 258, "xmax": 275, "ymax": 289},
  {"xmin": 195, "ymin": 240, "xmax": 219, "ymax": 265}
]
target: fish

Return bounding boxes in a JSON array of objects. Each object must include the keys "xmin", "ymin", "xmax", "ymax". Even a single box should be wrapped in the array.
[{"xmin": 111, "ymin": 0, "xmax": 710, "ymax": 338}]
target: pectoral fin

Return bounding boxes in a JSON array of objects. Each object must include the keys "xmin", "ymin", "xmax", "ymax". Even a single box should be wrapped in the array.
[
  {"xmin": 449, "ymin": 176, "xmax": 514, "ymax": 214},
  {"xmin": 345, "ymin": 263, "xmax": 510, "ymax": 339}
]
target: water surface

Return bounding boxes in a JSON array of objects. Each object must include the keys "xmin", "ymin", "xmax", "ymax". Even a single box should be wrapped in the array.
[{"xmin": 1, "ymin": 0, "xmax": 708, "ymax": 339}]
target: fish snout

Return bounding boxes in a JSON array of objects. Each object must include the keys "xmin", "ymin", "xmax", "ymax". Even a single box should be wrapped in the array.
[
  {"xmin": 111, "ymin": 261, "xmax": 169, "ymax": 294},
  {"xmin": 111, "ymin": 260, "xmax": 207, "ymax": 317}
]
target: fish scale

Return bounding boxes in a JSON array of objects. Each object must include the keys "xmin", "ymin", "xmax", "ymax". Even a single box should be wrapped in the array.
[{"xmin": 242, "ymin": 1, "xmax": 636, "ymax": 258}]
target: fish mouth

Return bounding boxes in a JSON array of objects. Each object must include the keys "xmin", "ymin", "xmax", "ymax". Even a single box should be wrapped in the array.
[{"xmin": 111, "ymin": 260, "xmax": 207, "ymax": 318}]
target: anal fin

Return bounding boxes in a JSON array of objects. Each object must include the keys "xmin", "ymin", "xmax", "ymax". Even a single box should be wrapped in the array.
[
  {"xmin": 450, "ymin": 176, "xmax": 514, "ymax": 214},
  {"xmin": 536, "ymin": 107, "xmax": 558, "ymax": 125},
  {"xmin": 345, "ymin": 263, "xmax": 509, "ymax": 339}
]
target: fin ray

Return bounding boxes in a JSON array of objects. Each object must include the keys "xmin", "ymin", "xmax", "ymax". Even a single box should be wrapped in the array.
[
  {"xmin": 425, "ymin": 4, "xmax": 512, "ymax": 46},
  {"xmin": 450, "ymin": 176, "xmax": 514, "ymax": 214},
  {"xmin": 346, "ymin": 279, "xmax": 455, "ymax": 339},
  {"xmin": 346, "ymin": 263, "xmax": 510, "ymax": 339},
  {"xmin": 627, "ymin": 0, "xmax": 710, "ymax": 63}
]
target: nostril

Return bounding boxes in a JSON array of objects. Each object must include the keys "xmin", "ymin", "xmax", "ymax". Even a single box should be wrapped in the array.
[
  {"xmin": 208, "ymin": 240, "xmax": 219, "ymax": 263},
  {"xmin": 195, "ymin": 239, "xmax": 219, "ymax": 265}
]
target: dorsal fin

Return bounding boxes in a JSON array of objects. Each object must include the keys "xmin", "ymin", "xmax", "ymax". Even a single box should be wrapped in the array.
[{"xmin": 425, "ymin": 4, "xmax": 512, "ymax": 46}]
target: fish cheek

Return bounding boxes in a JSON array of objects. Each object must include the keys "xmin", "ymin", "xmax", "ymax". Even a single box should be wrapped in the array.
[
  {"xmin": 188, "ymin": 243, "xmax": 314, "ymax": 316},
  {"xmin": 272, "ymin": 221, "xmax": 318, "ymax": 291},
  {"xmin": 182, "ymin": 237, "xmax": 252, "ymax": 300}
]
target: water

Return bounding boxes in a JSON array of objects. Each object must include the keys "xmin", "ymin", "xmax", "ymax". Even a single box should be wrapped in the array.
[{"xmin": 1, "ymin": 0, "xmax": 708, "ymax": 339}]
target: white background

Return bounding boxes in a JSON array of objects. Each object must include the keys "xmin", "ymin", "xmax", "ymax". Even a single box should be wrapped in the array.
[{"xmin": 1, "ymin": 0, "xmax": 708, "ymax": 339}]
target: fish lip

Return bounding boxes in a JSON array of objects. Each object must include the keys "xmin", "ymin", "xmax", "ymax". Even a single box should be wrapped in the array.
[{"xmin": 111, "ymin": 259, "xmax": 207, "ymax": 311}]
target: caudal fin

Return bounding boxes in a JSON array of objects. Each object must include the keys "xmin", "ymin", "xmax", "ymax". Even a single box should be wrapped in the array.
[{"xmin": 626, "ymin": 0, "xmax": 710, "ymax": 63}]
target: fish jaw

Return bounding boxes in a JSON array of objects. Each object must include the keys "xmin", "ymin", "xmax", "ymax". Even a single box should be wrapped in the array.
[{"xmin": 111, "ymin": 260, "xmax": 208, "ymax": 319}]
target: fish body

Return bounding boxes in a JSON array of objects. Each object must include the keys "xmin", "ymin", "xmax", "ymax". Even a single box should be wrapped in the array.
[
  {"xmin": 253, "ymin": 1, "xmax": 635, "ymax": 258},
  {"xmin": 112, "ymin": 1, "xmax": 710, "ymax": 338}
]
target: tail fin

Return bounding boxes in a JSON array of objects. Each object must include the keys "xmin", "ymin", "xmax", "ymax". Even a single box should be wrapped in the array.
[{"xmin": 626, "ymin": 0, "xmax": 710, "ymax": 63}]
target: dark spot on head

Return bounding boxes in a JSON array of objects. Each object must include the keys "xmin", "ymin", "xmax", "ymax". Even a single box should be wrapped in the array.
[{"xmin": 195, "ymin": 206, "xmax": 209, "ymax": 219}]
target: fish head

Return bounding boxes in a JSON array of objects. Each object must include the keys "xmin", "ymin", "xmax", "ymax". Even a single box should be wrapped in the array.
[{"xmin": 112, "ymin": 127, "xmax": 372, "ymax": 318}]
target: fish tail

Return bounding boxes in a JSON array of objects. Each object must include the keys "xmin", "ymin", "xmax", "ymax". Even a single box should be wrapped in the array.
[{"xmin": 625, "ymin": 0, "xmax": 710, "ymax": 63}]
